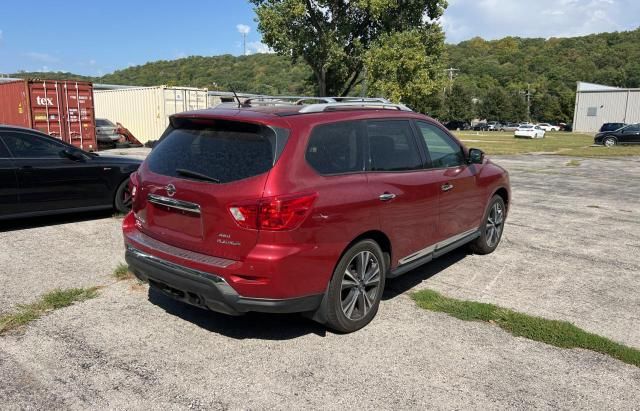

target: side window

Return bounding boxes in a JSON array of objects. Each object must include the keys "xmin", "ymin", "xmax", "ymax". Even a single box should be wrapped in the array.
[
  {"xmin": 626, "ymin": 124, "xmax": 640, "ymax": 132},
  {"xmin": 366, "ymin": 120, "xmax": 422, "ymax": 172},
  {"xmin": 306, "ymin": 121, "xmax": 364, "ymax": 175},
  {"xmin": 0, "ymin": 138, "xmax": 11, "ymax": 158},
  {"xmin": 0, "ymin": 132, "xmax": 64, "ymax": 158},
  {"xmin": 416, "ymin": 122, "xmax": 465, "ymax": 168}
]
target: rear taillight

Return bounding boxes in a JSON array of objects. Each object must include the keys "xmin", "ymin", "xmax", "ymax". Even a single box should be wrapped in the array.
[
  {"xmin": 129, "ymin": 172, "xmax": 139, "ymax": 197},
  {"xmin": 229, "ymin": 193, "xmax": 317, "ymax": 231}
]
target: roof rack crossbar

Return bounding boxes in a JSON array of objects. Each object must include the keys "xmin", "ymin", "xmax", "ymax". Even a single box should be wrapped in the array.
[{"xmin": 298, "ymin": 102, "xmax": 412, "ymax": 113}]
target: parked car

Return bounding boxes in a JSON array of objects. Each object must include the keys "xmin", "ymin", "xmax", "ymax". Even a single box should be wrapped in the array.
[
  {"xmin": 123, "ymin": 102, "xmax": 511, "ymax": 333},
  {"xmin": 536, "ymin": 123, "xmax": 560, "ymax": 132},
  {"xmin": 0, "ymin": 125, "xmax": 141, "ymax": 219},
  {"xmin": 560, "ymin": 122, "xmax": 573, "ymax": 132},
  {"xmin": 472, "ymin": 122, "xmax": 489, "ymax": 131},
  {"xmin": 487, "ymin": 121, "xmax": 502, "ymax": 131},
  {"xmin": 594, "ymin": 123, "xmax": 640, "ymax": 146},
  {"xmin": 445, "ymin": 120, "xmax": 470, "ymax": 131},
  {"xmin": 514, "ymin": 124, "xmax": 545, "ymax": 139},
  {"xmin": 500, "ymin": 122, "xmax": 519, "ymax": 132},
  {"xmin": 96, "ymin": 118, "xmax": 122, "ymax": 143},
  {"xmin": 599, "ymin": 122, "xmax": 626, "ymax": 133}
]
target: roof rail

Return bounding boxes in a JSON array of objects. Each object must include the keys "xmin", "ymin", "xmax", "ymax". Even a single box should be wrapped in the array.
[{"xmin": 298, "ymin": 102, "xmax": 412, "ymax": 113}]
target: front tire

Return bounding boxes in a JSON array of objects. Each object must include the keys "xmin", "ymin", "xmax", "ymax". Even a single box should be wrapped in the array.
[
  {"xmin": 470, "ymin": 195, "xmax": 506, "ymax": 255},
  {"xmin": 603, "ymin": 137, "xmax": 616, "ymax": 147},
  {"xmin": 114, "ymin": 178, "xmax": 133, "ymax": 213},
  {"xmin": 323, "ymin": 240, "xmax": 386, "ymax": 333}
]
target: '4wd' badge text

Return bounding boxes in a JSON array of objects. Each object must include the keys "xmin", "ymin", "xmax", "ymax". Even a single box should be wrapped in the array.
[{"xmin": 36, "ymin": 96, "xmax": 54, "ymax": 106}]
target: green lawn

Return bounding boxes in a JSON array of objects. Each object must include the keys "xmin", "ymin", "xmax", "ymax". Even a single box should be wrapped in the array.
[
  {"xmin": 453, "ymin": 131, "xmax": 640, "ymax": 157},
  {"xmin": 413, "ymin": 289, "xmax": 640, "ymax": 367}
]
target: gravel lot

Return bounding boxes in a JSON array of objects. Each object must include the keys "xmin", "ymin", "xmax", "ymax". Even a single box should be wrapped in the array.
[{"xmin": 1, "ymin": 153, "xmax": 639, "ymax": 409}]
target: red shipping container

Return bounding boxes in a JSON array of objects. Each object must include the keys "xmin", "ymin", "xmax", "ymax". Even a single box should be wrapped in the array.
[{"xmin": 0, "ymin": 79, "xmax": 97, "ymax": 151}]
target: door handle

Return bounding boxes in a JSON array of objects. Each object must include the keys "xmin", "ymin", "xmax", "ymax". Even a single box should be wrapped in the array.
[
  {"xmin": 379, "ymin": 193, "xmax": 397, "ymax": 201},
  {"xmin": 441, "ymin": 183, "xmax": 454, "ymax": 192}
]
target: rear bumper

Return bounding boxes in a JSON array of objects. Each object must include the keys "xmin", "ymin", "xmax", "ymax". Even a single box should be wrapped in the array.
[{"xmin": 126, "ymin": 245, "xmax": 323, "ymax": 315}]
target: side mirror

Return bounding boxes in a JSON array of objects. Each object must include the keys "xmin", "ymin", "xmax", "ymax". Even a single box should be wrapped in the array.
[
  {"xmin": 61, "ymin": 149, "xmax": 86, "ymax": 161},
  {"xmin": 468, "ymin": 148, "xmax": 484, "ymax": 165}
]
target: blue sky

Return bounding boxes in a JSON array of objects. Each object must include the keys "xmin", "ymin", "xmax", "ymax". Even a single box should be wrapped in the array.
[{"xmin": 0, "ymin": 0, "xmax": 638, "ymax": 76}]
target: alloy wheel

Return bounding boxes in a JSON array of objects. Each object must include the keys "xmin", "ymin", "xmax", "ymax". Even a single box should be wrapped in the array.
[
  {"xmin": 485, "ymin": 202, "xmax": 504, "ymax": 248},
  {"xmin": 341, "ymin": 251, "xmax": 381, "ymax": 321},
  {"xmin": 604, "ymin": 138, "xmax": 616, "ymax": 147},
  {"xmin": 121, "ymin": 185, "xmax": 133, "ymax": 210}
]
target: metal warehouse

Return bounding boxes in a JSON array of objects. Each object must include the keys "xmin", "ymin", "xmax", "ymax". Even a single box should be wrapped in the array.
[
  {"xmin": 94, "ymin": 86, "xmax": 208, "ymax": 143},
  {"xmin": 573, "ymin": 82, "xmax": 640, "ymax": 132}
]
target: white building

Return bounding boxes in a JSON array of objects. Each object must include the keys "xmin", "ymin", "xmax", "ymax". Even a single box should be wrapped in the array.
[{"xmin": 573, "ymin": 82, "xmax": 640, "ymax": 132}]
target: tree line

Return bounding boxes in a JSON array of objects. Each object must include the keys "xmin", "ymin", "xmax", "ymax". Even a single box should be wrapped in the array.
[{"xmin": 11, "ymin": 27, "xmax": 640, "ymax": 124}]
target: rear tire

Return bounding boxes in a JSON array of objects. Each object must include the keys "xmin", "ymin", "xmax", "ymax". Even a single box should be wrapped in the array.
[
  {"xmin": 604, "ymin": 137, "xmax": 616, "ymax": 147},
  {"xmin": 470, "ymin": 195, "xmax": 506, "ymax": 255},
  {"xmin": 114, "ymin": 178, "xmax": 133, "ymax": 213},
  {"xmin": 323, "ymin": 240, "xmax": 386, "ymax": 333}
]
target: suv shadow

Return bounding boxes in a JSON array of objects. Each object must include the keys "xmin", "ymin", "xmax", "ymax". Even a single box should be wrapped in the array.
[{"xmin": 147, "ymin": 247, "xmax": 471, "ymax": 340}]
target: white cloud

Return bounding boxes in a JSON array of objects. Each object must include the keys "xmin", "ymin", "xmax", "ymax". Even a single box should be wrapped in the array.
[
  {"xmin": 247, "ymin": 41, "xmax": 273, "ymax": 54},
  {"xmin": 440, "ymin": 0, "xmax": 640, "ymax": 43},
  {"xmin": 23, "ymin": 52, "xmax": 59, "ymax": 63},
  {"xmin": 236, "ymin": 24, "xmax": 251, "ymax": 35},
  {"xmin": 88, "ymin": 59, "xmax": 96, "ymax": 65}
]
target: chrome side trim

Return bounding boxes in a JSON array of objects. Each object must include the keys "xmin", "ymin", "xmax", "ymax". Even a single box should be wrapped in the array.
[
  {"xmin": 126, "ymin": 231, "xmax": 236, "ymax": 268},
  {"xmin": 147, "ymin": 194, "xmax": 201, "ymax": 214},
  {"xmin": 398, "ymin": 245, "xmax": 436, "ymax": 266},
  {"xmin": 398, "ymin": 228, "xmax": 479, "ymax": 265}
]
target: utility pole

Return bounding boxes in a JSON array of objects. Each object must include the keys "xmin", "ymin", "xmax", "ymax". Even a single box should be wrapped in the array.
[
  {"xmin": 242, "ymin": 32, "xmax": 247, "ymax": 56},
  {"xmin": 445, "ymin": 67, "xmax": 459, "ymax": 94},
  {"xmin": 522, "ymin": 83, "xmax": 534, "ymax": 122}
]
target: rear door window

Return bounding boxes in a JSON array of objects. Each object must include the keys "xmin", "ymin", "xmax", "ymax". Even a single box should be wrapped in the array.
[
  {"xmin": 306, "ymin": 121, "xmax": 364, "ymax": 175},
  {"xmin": 147, "ymin": 119, "xmax": 286, "ymax": 184},
  {"xmin": 416, "ymin": 122, "xmax": 465, "ymax": 168},
  {"xmin": 366, "ymin": 120, "xmax": 422, "ymax": 172}
]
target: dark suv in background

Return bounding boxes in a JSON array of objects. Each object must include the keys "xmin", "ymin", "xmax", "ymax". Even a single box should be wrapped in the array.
[
  {"xmin": 595, "ymin": 123, "xmax": 640, "ymax": 146},
  {"xmin": 123, "ymin": 102, "xmax": 510, "ymax": 332}
]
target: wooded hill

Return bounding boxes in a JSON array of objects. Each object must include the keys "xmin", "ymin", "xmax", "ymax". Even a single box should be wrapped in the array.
[{"xmin": 10, "ymin": 28, "xmax": 639, "ymax": 123}]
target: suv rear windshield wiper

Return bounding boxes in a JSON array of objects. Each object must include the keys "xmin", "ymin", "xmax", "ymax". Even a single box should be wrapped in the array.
[{"xmin": 176, "ymin": 168, "xmax": 221, "ymax": 184}]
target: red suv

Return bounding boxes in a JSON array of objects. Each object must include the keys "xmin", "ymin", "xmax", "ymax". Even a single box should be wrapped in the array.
[{"xmin": 123, "ymin": 102, "xmax": 510, "ymax": 332}]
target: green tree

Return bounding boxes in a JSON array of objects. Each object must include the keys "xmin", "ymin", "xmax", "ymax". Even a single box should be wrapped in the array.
[
  {"xmin": 365, "ymin": 27, "xmax": 446, "ymax": 112},
  {"xmin": 250, "ymin": 0, "xmax": 447, "ymax": 96},
  {"xmin": 445, "ymin": 82, "xmax": 476, "ymax": 121}
]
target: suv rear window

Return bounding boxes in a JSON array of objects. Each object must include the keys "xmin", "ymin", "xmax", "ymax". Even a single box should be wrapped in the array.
[{"xmin": 147, "ymin": 119, "xmax": 287, "ymax": 184}]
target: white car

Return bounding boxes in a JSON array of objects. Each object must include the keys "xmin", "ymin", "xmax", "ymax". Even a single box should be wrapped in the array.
[
  {"xmin": 515, "ymin": 125, "xmax": 545, "ymax": 139},
  {"xmin": 536, "ymin": 123, "xmax": 560, "ymax": 132}
]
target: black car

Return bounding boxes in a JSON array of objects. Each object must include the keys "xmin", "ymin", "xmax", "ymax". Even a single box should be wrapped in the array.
[
  {"xmin": 0, "ymin": 125, "xmax": 141, "ymax": 220},
  {"xmin": 472, "ymin": 122, "xmax": 489, "ymax": 131},
  {"xmin": 444, "ymin": 120, "xmax": 470, "ymax": 131},
  {"xmin": 599, "ymin": 122, "xmax": 626, "ymax": 133},
  {"xmin": 594, "ymin": 123, "xmax": 640, "ymax": 147}
]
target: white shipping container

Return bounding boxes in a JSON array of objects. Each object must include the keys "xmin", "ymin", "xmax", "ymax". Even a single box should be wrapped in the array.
[{"xmin": 94, "ymin": 86, "xmax": 208, "ymax": 143}]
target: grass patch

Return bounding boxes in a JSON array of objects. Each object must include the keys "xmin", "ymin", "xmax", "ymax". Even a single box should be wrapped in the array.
[
  {"xmin": 113, "ymin": 263, "xmax": 134, "ymax": 281},
  {"xmin": 565, "ymin": 159, "xmax": 581, "ymax": 167},
  {"xmin": 0, "ymin": 287, "xmax": 99, "ymax": 335},
  {"xmin": 412, "ymin": 289, "xmax": 640, "ymax": 367},
  {"xmin": 454, "ymin": 131, "xmax": 640, "ymax": 157}
]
